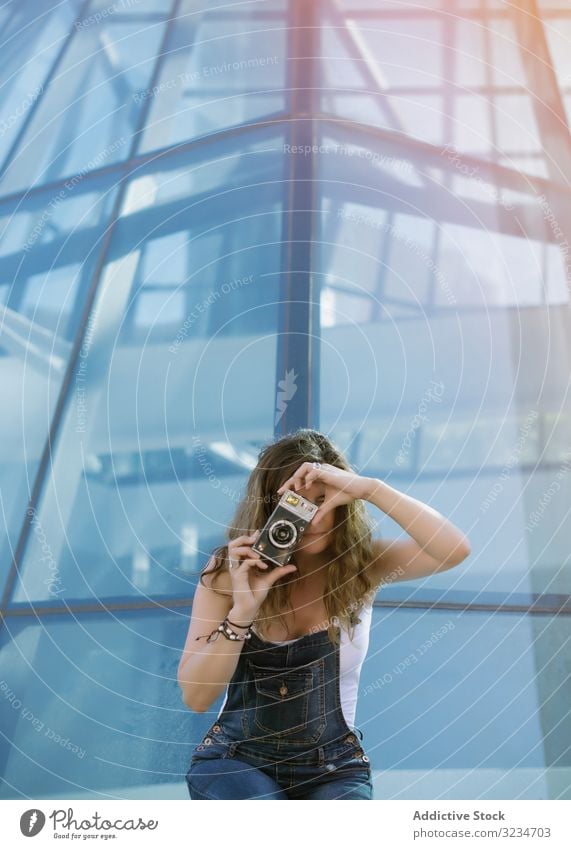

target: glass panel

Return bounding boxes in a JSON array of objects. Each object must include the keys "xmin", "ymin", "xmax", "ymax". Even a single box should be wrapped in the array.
[
  {"xmin": 1, "ymin": 606, "xmax": 569, "ymax": 799},
  {"xmin": 0, "ymin": 14, "xmax": 168, "ymax": 196},
  {"xmin": 542, "ymin": 14, "xmax": 571, "ymax": 128},
  {"xmin": 317, "ymin": 129, "xmax": 571, "ymax": 606},
  {"xmin": 333, "ymin": 0, "xmax": 446, "ymax": 9},
  {"xmin": 13, "ymin": 128, "xmax": 285, "ymax": 603},
  {"xmin": 0, "ymin": 608, "xmax": 210, "ymax": 799},
  {"xmin": 356, "ymin": 607, "xmax": 571, "ymax": 799},
  {"xmin": 435, "ymin": 225, "xmax": 545, "ymax": 307},
  {"xmin": 0, "ymin": 1, "xmax": 84, "ymax": 171},
  {"xmin": 87, "ymin": 0, "xmax": 171, "ymax": 13},
  {"xmin": 137, "ymin": 0, "xmax": 287, "ymax": 153},
  {"xmin": 0, "ymin": 178, "xmax": 119, "ymax": 588},
  {"xmin": 537, "ymin": 0, "xmax": 571, "ymax": 7},
  {"xmin": 318, "ymin": 1, "xmax": 566, "ymax": 179}
]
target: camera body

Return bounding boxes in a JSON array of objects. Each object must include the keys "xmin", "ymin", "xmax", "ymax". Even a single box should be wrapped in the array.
[{"xmin": 252, "ymin": 489, "xmax": 319, "ymax": 568}]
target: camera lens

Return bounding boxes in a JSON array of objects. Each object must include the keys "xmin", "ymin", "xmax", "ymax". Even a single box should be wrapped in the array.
[{"xmin": 268, "ymin": 519, "xmax": 298, "ymax": 549}]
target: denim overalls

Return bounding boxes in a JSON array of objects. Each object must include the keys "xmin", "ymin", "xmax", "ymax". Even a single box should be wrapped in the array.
[{"xmin": 185, "ymin": 625, "xmax": 373, "ymax": 800}]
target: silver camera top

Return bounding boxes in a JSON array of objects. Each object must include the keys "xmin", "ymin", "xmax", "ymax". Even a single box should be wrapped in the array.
[{"xmin": 278, "ymin": 489, "xmax": 319, "ymax": 521}]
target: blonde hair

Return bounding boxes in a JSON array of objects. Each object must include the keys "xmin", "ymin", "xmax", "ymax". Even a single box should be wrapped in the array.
[{"xmin": 199, "ymin": 428, "xmax": 377, "ymax": 646}]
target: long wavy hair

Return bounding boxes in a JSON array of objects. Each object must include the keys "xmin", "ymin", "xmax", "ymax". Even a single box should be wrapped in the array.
[{"xmin": 199, "ymin": 428, "xmax": 378, "ymax": 646}]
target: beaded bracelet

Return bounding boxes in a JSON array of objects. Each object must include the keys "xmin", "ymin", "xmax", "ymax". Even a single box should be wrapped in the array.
[
  {"xmin": 219, "ymin": 617, "xmax": 253, "ymax": 641},
  {"xmin": 194, "ymin": 616, "xmax": 253, "ymax": 643}
]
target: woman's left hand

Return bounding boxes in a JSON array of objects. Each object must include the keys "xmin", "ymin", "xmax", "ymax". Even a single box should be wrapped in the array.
[{"xmin": 276, "ymin": 462, "xmax": 374, "ymax": 522}]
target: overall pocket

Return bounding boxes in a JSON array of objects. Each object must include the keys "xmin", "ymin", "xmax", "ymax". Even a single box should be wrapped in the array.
[{"xmin": 246, "ymin": 657, "xmax": 327, "ymax": 744}]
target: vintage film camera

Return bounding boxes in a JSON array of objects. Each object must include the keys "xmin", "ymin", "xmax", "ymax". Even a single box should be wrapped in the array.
[{"xmin": 252, "ymin": 489, "xmax": 319, "ymax": 568}]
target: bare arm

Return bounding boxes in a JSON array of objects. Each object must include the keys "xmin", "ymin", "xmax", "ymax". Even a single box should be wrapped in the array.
[
  {"xmin": 362, "ymin": 478, "xmax": 471, "ymax": 586},
  {"xmin": 177, "ymin": 533, "xmax": 298, "ymax": 712},
  {"xmin": 274, "ymin": 463, "xmax": 471, "ymax": 588},
  {"xmin": 177, "ymin": 565, "xmax": 250, "ymax": 712}
]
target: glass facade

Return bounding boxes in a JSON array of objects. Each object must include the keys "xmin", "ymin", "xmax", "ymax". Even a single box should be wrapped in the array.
[{"xmin": 0, "ymin": 0, "xmax": 569, "ymax": 800}]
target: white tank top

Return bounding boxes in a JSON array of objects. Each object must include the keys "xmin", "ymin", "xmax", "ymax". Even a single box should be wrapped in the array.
[{"xmin": 216, "ymin": 599, "xmax": 374, "ymax": 731}]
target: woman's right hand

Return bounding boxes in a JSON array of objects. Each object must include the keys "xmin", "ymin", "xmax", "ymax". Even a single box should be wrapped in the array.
[{"xmin": 226, "ymin": 532, "xmax": 297, "ymax": 620}]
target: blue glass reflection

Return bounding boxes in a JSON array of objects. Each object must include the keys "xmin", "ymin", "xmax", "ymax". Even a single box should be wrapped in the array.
[
  {"xmin": 0, "ymin": 1, "xmax": 84, "ymax": 172},
  {"xmin": 0, "ymin": 607, "xmax": 207, "ymax": 799},
  {"xmin": 316, "ymin": 127, "xmax": 571, "ymax": 605},
  {"xmin": 1, "ymin": 606, "xmax": 568, "ymax": 799},
  {"xmin": 14, "ymin": 128, "xmax": 285, "ymax": 603},
  {"xmin": 319, "ymin": 0, "xmax": 567, "ymax": 178},
  {"xmin": 0, "ymin": 177, "xmax": 118, "ymax": 588},
  {"xmin": 138, "ymin": 0, "xmax": 287, "ymax": 153},
  {"xmin": 0, "ymin": 15, "xmax": 167, "ymax": 195},
  {"xmin": 356, "ymin": 607, "xmax": 571, "ymax": 799}
]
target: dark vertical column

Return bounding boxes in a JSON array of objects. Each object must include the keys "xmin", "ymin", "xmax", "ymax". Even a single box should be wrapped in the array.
[
  {"xmin": 514, "ymin": 0, "xmax": 571, "ymax": 183},
  {"xmin": 274, "ymin": 0, "xmax": 320, "ymax": 437},
  {"xmin": 514, "ymin": 0, "xmax": 571, "ymax": 299}
]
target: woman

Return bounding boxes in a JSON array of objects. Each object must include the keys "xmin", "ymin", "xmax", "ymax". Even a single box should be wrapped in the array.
[{"xmin": 178, "ymin": 428, "xmax": 470, "ymax": 800}]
